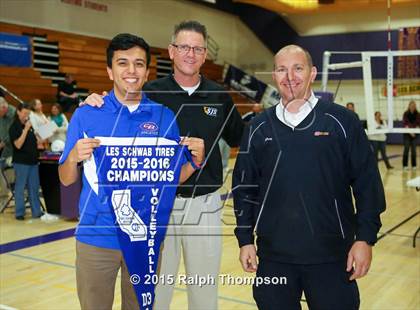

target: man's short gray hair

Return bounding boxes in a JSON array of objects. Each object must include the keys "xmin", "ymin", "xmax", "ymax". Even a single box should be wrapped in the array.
[{"xmin": 171, "ymin": 20, "xmax": 208, "ymax": 46}]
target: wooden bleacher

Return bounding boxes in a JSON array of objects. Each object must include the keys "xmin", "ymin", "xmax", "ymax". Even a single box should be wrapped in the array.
[
  {"xmin": 230, "ymin": 92, "xmax": 256, "ymax": 115},
  {"xmin": 0, "ymin": 67, "xmax": 56, "ymax": 104},
  {"xmin": 0, "ymin": 22, "xmax": 155, "ymax": 110},
  {"xmin": 0, "ymin": 22, "xmax": 250, "ymax": 122}
]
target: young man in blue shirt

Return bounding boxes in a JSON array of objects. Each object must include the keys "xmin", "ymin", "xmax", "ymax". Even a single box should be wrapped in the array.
[
  {"xmin": 81, "ymin": 21, "xmax": 244, "ymax": 310},
  {"xmin": 59, "ymin": 33, "xmax": 204, "ymax": 310}
]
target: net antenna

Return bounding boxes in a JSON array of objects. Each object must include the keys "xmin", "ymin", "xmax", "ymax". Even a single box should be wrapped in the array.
[{"xmin": 321, "ymin": 49, "xmax": 420, "ymax": 135}]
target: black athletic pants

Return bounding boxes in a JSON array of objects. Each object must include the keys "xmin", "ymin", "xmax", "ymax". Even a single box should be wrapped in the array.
[
  {"xmin": 253, "ymin": 259, "xmax": 360, "ymax": 310},
  {"xmin": 402, "ymin": 134, "xmax": 417, "ymax": 168}
]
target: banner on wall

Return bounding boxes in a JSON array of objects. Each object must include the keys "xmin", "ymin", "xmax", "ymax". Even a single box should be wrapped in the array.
[
  {"xmin": 224, "ymin": 64, "xmax": 336, "ymax": 108},
  {"xmin": 0, "ymin": 33, "xmax": 32, "ymax": 67},
  {"xmin": 381, "ymin": 82, "xmax": 420, "ymax": 97},
  {"xmin": 224, "ymin": 65, "xmax": 267, "ymax": 102}
]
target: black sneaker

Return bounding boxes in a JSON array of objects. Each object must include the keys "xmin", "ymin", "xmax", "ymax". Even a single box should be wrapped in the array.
[{"xmin": 15, "ymin": 216, "xmax": 25, "ymax": 221}]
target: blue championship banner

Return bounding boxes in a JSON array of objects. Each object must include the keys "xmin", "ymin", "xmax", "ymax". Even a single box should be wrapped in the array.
[
  {"xmin": 93, "ymin": 136, "xmax": 185, "ymax": 309},
  {"xmin": 0, "ymin": 33, "xmax": 32, "ymax": 67}
]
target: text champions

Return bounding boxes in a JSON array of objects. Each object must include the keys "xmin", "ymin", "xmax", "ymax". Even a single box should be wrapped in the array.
[{"xmin": 105, "ymin": 146, "xmax": 176, "ymax": 182}]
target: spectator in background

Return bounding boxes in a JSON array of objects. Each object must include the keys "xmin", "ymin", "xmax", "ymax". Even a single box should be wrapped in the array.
[
  {"xmin": 346, "ymin": 101, "xmax": 362, "ymax": 121},
  {"xmin": 346, "ymin": 102, "xmax": 359, "ymax": 119},
  {"xmin": 346, "ymin": 101, "xmax": 368, "ymax": 129},
  {"xmin": 402, "ymin": 100, "xmax": 419, "ymax": 170},
  {"xmin": 9, "ymin": 102, "xmax": 43, "ymax": 220},
  {"xmin": 29, "ymin": 99, "xmax": 49, "ymax": 150},
  {"xmin": 29, "ymin": 99, "xmax": 48, "ymax": 132},
  {"xmin": 48, "ymin": 103, "xmax": 68, "ymax": 145},
  {"xmin": 57, "ymin": 74, "xmax": 79, "ymax": 112},
  {"xmin": 369, "ymin": 111, "xmax": 393, "ymax": 169},
  {"xmin": 0, "ymin": 97, "xmax": 16, "ymax": 167}
]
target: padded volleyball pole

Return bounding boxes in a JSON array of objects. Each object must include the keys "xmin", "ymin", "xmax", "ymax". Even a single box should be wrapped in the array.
[
  {"xmin": 321, "ymin": 51, "xmax": 331, "ymax": 92},
  {"xmin": 387, "ymin": 0, "xmax": 394, "ymax": 130},
  {"xmin": 361, "ymin": 53, "xmax": 376, "ymax": 135}
]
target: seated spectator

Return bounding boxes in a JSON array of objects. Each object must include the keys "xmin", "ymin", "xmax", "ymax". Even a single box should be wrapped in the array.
[
  {"xmin": 48, "ymin": 103, "xmax": 68, "ymax": 145},
  {"xmin": 9, "ymin": 102, "xmax": 43, "ymax": 220},
  {"xmin": 29, "ymin": 99, "xmax": 49, "ymax": 150},
  {"xmin": 0, "ymin": 97, "xmax": 16, "ymax": 167},
  {"xmin": 57, "ymin": 74, "xmax": 79, "ymax": 112}
]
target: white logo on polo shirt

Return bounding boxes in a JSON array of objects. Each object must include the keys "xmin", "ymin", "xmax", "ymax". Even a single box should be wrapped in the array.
[{"xmin": 203, "ymin": 107, "xmax": 218, "ymax": 117}]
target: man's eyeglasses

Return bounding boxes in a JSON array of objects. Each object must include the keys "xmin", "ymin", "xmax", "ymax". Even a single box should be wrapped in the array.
[{"xmin": 171, "ymin": 44, "xmax": 206, "ymax": 55}]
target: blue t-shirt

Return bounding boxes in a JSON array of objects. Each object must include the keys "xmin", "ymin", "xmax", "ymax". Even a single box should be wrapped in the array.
[
  {"xmin": 60, "ymin": 91, "xmax": 186, "ymax": 250},
  {"xmin": 61, "ymin": 91, "xmax": 191, "ymax": 308}
]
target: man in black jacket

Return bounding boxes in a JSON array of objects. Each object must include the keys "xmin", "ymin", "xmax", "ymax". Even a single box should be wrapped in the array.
[{"xmin": 233, "ymin": 45, "xmax": 385, "ymax": 310}]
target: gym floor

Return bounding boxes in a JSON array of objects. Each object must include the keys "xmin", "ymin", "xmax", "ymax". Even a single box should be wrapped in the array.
[{"xmin": 0, "ymin": 145, "xmax": 418, "ymax": 310}]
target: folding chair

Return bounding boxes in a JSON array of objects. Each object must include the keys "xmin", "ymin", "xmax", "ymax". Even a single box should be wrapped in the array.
[
  {"xmin": 0, "ymin": 160, "xmax": 46, "ymax": 214},
  {"xmin": 0, "ymin": 158, "xmax": 14, "ymax": 213}
]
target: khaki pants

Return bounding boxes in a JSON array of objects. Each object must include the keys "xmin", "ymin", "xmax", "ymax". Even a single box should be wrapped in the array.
[
  {"xmin": 76, "ymin": 241, "xmax": 139, "ymax": 310},
  {"xmin": 154, "ymin": 192, "xmax": 223, "ymax": 310}
]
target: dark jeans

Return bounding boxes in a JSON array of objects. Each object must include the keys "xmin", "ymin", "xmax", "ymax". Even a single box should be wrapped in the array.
[
  {"xmin": 371, "ymin": 140, "xmax": 392, "ymax": 168},
  {"xmin": 58, "ymin": 96, "xmax": 79, "ymax": 113},
  {"xmin": 253, "ymin": 259, "xmax": 360, "ymax": 310},
  {"xmin": 402, "ymin": 134, "xmax": 417, "ymax": 167}
]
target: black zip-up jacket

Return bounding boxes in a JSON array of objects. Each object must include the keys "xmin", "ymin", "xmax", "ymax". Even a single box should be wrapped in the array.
[
  {"xmin": 144, "ymin": 75, "xmax": 244, "ymax": 197},
  {"xmin": 233, "ymin": 100, "xmax": 386, "ymax": 264}
]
